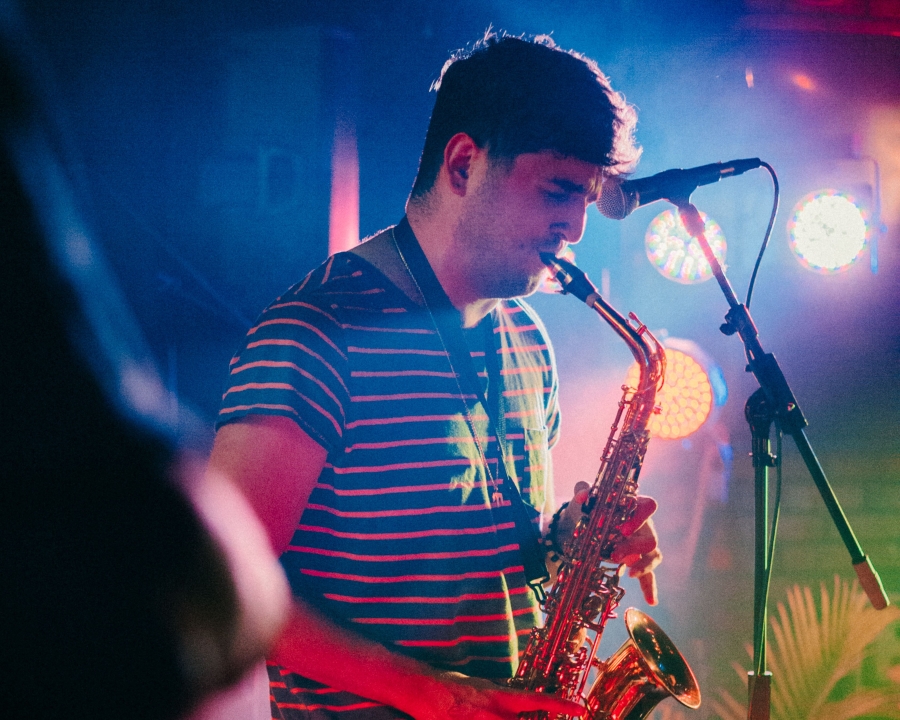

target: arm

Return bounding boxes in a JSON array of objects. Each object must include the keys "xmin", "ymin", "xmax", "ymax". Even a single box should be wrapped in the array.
[{"xmin": 209, "ymin": 414, "xmax": 586, "ymax": 720}]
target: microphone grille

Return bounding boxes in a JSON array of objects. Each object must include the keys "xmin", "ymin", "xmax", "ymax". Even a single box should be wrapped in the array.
[{"xmin": 597, "ymin": 179, "xmax": 630, "ymax": 220}]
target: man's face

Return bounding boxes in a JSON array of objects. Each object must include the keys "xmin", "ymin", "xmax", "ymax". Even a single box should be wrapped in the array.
[{"xmin": 451, "ymin": 150, "xmax": 604, "ymax": 301}]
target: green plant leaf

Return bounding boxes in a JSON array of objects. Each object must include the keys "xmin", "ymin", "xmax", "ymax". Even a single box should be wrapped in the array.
[{"xmin": 715, "ymin": 576, "xmax": 900, "ymax": 720}]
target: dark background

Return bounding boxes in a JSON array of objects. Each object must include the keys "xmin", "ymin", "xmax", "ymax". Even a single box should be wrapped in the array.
[{"xmin": 17, "ymin": 0, "xmax": 900, "ymax": 711}]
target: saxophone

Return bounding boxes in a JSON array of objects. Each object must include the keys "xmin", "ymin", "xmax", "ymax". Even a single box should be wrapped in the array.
[{"xmin": 510, "ymin": 255, "xmax": 701, "ymax": 719}]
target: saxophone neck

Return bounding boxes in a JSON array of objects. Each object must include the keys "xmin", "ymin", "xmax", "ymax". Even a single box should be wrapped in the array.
[{"xmin": 543, "ymin": 254, "xmax": 665, "ymax": 401}]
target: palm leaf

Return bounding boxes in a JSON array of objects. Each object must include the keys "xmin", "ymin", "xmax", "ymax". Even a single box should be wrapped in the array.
[{"xmin": 711, "ymin": 576, "xmax": 900, "ymax": 720}]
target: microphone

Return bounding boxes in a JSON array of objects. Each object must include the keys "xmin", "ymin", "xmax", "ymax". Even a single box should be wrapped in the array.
[{"xmin": 597, "ymin": 158, "xmax": 762, "ymax": 220}]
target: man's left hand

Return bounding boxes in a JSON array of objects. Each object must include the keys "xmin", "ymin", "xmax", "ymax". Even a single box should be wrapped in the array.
[{"xmin": 553, "ymin": 482, "xmax": 662, "ymax": 606}]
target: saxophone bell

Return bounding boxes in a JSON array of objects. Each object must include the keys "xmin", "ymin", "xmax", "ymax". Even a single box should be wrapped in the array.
[{"xmin": 586, "ymin": 608, "xmax": 700, "ymax": 720}]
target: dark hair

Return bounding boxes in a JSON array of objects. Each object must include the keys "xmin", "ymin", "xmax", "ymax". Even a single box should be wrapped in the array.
[{"xmin": 410, "ymin": 31, "xmax": 640, "ymax": 199}]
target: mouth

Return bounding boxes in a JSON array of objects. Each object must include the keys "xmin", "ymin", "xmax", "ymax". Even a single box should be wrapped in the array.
[{"xmin": 538, "ymin": 241, "xmax": 566, "ymax": 261}]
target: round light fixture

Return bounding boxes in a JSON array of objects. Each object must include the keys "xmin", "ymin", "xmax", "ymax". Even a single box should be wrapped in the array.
[
  {"xmin": 645, "ymin": 208, "xmax": 727, "ymax": 284},
  {"xmin": 787, "ymin": 189, "xmax": 867, "ymax": 273},
  {"xmin": 625, "ymin": 342, "xmax": 722, "ymax": 440}
]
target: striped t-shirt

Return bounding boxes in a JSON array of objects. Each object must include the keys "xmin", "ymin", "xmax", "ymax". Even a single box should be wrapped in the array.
[{"xmin": 217, "ymin": 249, "xmax": 560, "ymax": 719}]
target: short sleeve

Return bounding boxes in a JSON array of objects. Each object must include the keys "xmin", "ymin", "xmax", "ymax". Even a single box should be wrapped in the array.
[{"xmin": 217, "ymin": 289, "xmax": 350, "ymax": 453}]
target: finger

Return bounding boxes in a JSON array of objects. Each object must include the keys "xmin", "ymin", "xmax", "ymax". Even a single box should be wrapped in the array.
[
  {"xmin": 610, "ymin": 528, "xmax": 657, "ymax": 563},
  {"xmin": 638, "ymin": 569, "xmax": 659, "ymax": 606},
  {"xmin": 497, "ymin": 688, "xmax": 586, "ymax": 718},
  {"xmin": 619, "ymin": 496, "xmax": 658, "ymax": 537},
  {"xmin": 572, "ymin": 481, "xmax": 590, "ymax": 505},
  {"xmin": 562, "ymin": 484, "xmax": 590, "ymax": 525},
  {"xmin": 625, "ymin": 548, "xmax": 662, "ymax": 576}
]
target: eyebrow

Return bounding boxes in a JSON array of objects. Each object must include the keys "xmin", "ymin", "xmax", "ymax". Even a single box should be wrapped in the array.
[{"xmin": 550, "ymin": 178, "xmax": 601, "ymax": 201}]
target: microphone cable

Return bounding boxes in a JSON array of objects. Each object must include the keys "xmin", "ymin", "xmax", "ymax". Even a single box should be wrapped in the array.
[{"xmin": 745, "ymin": 162, "xmax": 780, "ymax": 310}]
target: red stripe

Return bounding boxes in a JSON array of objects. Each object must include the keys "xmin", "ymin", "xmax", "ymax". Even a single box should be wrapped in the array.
[
  {"xmin": 275, "ymin": 701, "xmax": 384, "ymax": 712},
  {"xmin": 300, "ymin": 565, "xmax": 524, "ymax": 583},
  {"xmin": 221, "ymin": 392, "xmax": 342, "ymax": 438},
  {"xmin": 322, "ymin": 287, "xmax": 383, "ymax": 296},
  {"xmin": 249, "ymin": 318, "xmax": 345, "ymax": 359},
  {"xmin": 322, "ymin": 586, "xmax": 530, "ymax": 604},
  {"xmin": 503, "ymin": 386, "xmax": 551, "ymax": 397},
  {"xmin": 330, "ymin": 457, "xmax": 475, "ymax": 475},
  {"xmin": 351, "ymin": 607, "xmax": 534, "ymax": 625},
  {"xmin": 291, "ymin": 272, "xmax": 313, "ymax": 295},
  {"xmin": 351, "ymin": 392, "xmax": 476, "ymax": 402},
  {"xmin": 347, "ymin": 413, "xmax": 488, "ymax": 428},
  {"xmin": 396, "ymin": 634, "xmax": 514, "ymax": 647},
  {"xmin": 499, "ymin": 344, "xmax": 547, "ymax": 353},
  {"xmin": 340, "ymin": 323, "xmax": 434, "ymax": 334},
  {"xmin": 348, "ymin": 346, "xmax": 446, "ymax": 356},
  {"xmin": 267, "ymin": 300, "xmax": 337, "ymax": 320},
  {"xmin": 221, "ymin": 402, "xmax": 298, "ymax": 417},
  {"xmin": 244, "ymin": 338, "xmax": 349, "ymax": 393},
  {"xmin": 226, "ymin": 378, "xmax": 344, "ymax": 421},
  {"xmin": 296, "ymin": 521, "xmax": 514, "ymax": 541},
  {"xmin": 314, "ymin": 478, "xmax": 478, "ymax": 495},
  {"xmin": 504, "ymin": 409, "xmax": 544, "ymax": 420},
  {"xmin": 345, "ymin": 435, "xmax": 482, "ymax": 451},
  {"xmin": 321, "ymin": 255, "xmax": 335, "ymax": 283},
  {"xmin": 290, "ymin": 686, "xmax": 344, "ymax": 696},
  {"xmin": 303, "ymin": 502, "xmax": 494, "ymax": 519},
  {"xmin": 350, "ymin": 370, "xmax": 457, "ymax": 378},
  {"xmin": 500, "ymin": 364, "xmax": 551, "ymax": 376},
  {"xmin": 287, "ymin": 543, "xmax": 520, "ymax": 562}
]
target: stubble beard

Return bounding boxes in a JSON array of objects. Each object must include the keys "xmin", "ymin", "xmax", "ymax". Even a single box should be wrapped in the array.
[{"xmin": 453, "ymin": 175, "xmax": 543, "ymax": 301}]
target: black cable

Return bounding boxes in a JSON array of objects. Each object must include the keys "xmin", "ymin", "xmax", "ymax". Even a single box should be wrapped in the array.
[{"xmin": 745, "ymin": 162, "xmax": 780, "ymax": 310}]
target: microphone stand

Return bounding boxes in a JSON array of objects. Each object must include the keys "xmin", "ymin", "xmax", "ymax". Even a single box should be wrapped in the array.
[{"xmin": 673, "ymin": 200, "xmax": 889, "ymax": 720}]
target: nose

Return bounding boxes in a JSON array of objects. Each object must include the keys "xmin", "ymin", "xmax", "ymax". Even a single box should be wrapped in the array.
[{"xmin": 551, "ymin": 200, "xmax": 590, "ymax": 245}]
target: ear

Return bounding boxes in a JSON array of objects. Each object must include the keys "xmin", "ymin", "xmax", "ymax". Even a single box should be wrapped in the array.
[{"xmin": 442, "ymin": 132, "xmax": 481, "ymax": 196}]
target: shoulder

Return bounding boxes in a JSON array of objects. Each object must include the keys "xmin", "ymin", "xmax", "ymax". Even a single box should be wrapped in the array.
[
  {"xmin": 260, "ymin": 252, "xmax": 410, "ymax": 326},
  {"xmin": 284, "ymin": 253, "xmax": 393, "ymax": 303}
]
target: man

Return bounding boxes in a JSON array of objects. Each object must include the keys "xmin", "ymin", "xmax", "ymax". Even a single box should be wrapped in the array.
[{"xmin": 210, "ymin": 32, "xmax": 659, "ymax": 720}]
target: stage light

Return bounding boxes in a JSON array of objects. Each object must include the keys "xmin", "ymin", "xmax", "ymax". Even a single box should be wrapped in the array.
[
  {"xmin": 788, "ymin": 189, "xmax": 868, "ymax": 273},
  {"xmin": 644, "ymin": 208, "xmax": 727, "ymax": 284},
  {"xmin": 625, "ymin": 340, "xmax": 725, "ymax": 440}
]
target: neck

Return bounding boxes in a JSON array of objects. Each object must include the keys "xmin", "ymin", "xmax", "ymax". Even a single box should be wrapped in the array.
[{"xmin": 406, "ymin": 205, "xmax": 498, "ymax": 328}]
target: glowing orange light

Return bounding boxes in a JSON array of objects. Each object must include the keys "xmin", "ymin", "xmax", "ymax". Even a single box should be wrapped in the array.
[
  {"xmin": 745, "ymin": 67, "xmax": 754, "ymax": 88},
  {"xmin": 625, "ymin": 348, "xmax": 713, "ymax": 440},
  {"xmin": 791, "ymin": 73, "xmax": 816, "ymax": 92}
]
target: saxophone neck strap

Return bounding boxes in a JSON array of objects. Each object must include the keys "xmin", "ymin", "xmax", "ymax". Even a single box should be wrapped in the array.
[{"xmin": 391, "ymin": 216, "xmax": 550, "ymax": 590}]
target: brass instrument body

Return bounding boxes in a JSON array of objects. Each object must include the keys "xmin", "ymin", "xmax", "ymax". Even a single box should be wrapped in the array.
[{"xmin": 512, "ymin": 256, "xmax": 700, "ymax": 719}]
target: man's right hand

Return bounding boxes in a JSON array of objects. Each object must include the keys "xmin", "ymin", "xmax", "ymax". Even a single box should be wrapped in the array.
[{"xmin": 415, "ymin": 672, "xmax": 585, "ymax": 720}]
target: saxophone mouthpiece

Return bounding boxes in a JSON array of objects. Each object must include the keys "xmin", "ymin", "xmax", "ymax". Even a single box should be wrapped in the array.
[{"xmin": 541, "ymin": 252, "xmax": 600, "ymax": 306}]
